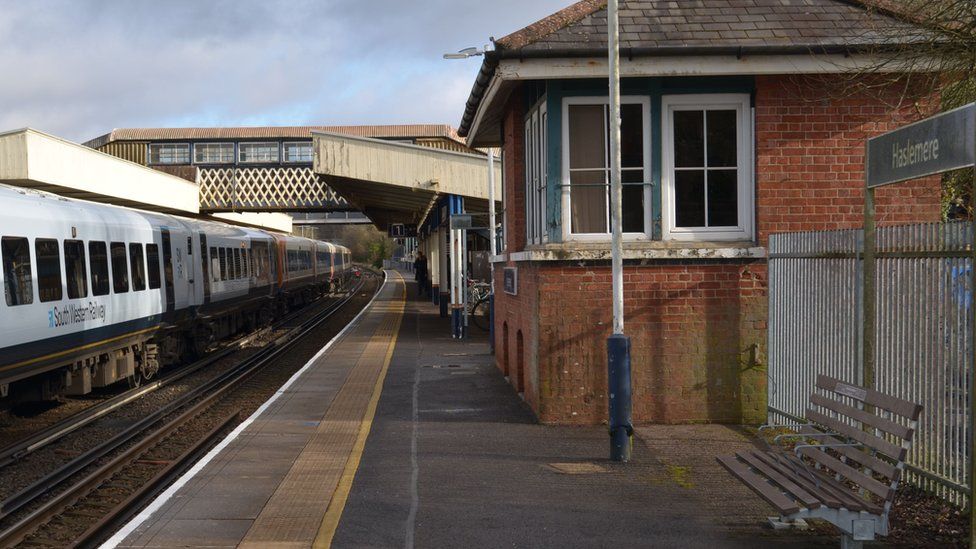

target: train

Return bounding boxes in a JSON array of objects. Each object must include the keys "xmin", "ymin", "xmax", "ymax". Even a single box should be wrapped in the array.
[{"xmin": 0, "ymin": 183, "xmax": 352, "ymax": 401}]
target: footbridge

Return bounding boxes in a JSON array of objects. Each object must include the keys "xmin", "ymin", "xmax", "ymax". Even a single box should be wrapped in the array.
[{"xmin": 84, "ymin": 125, "xmax": 475, "ymax": 215}]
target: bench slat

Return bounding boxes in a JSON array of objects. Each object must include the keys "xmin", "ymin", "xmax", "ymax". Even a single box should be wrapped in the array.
[
  {"xmin": 807, "ymin": 409, "xmax": 905, "ymax": 460},
  {"xmin": 782, "ymin": 452, "xmax": 884, "ymax": 514},
  {"xmin": 810, "ymin": 393, "xmax": 914, "ymax": 441},
  {"xmin": 829, "ymin": 442, "xmax": 900, "ymax": 481},
  {"xmin": 796, "ymin": 446, "xmax": 892, "ymax": 500},
  {"xmin": 750, "ymin": 450, "xmax": 843, "ymax": 509},
  {"xmin": 769, "ymin": 451, "xmax": 873, "ymax": 512},
  {"xmin": 736, "ymin": 451, "xmax": 822, "ymax": 509},
  {"xmin": 716, "ymin": 455, "xmax": 800, "ymax": 514},
  {"xmin": 816, "ymin": 375, "xmax": 923, "ymax": 420},
  {"xmin": 797, "ymin": 424, "xmax": 899, "ymax": 479}
]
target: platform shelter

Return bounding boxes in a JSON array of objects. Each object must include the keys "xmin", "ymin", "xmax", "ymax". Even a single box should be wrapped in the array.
[
  {"xmin": 312, "ymin": 130, "xmax": 501, "ymax": 337},
  {"xmin": 0, "ymin": 128, "xmax": 292, "ymax": 233}
]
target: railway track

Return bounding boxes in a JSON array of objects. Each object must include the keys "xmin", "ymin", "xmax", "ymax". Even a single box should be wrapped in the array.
[
  {"xmin": 0, "ymin": 271, "xmax": 380, "ymax": 548},
  {"xmin": 0, "ymin": 281, "xmax": 352, "ymax": 471}
]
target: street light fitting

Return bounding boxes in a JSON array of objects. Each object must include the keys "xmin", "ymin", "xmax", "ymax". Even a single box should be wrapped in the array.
[{"xmin": 442, "ymin": 46, "xmax": 487, "ymax": 60}]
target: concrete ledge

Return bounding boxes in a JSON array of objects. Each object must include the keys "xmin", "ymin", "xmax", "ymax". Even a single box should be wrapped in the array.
[
  {"xmin": 0, "ymin": 128, "xmax": 199, "ymax": 214},
  {"xmin": 211, "ymin": 212, "xmax": 293, "ymax": 234},
  {"xmin": 493, "ymin": 243, "xmax": 766, "ymax": 263}
]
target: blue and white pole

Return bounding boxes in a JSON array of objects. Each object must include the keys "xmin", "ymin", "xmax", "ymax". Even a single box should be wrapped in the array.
[{"xmin": 607, "ymin": 0, "xmax": 633, "ymax": 462}]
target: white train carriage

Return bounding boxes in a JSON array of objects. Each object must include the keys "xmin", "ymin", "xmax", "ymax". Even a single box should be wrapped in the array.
[
  {"xmin": 190, "ymin": 222, "xmax": 277, "ymax": 354},
  {"xmin": 273, "ymin": 233, "xmax": 326, "ymax": 306},
  {"xmin": 0, "ymin": 184, "xmax": 350, "ymax": 401},
  {"xmin": 0, "ymin": 185, "xmax": 175, "ymax": 398},
  {"xmin": 314, "ymin": 241, "xmax": 336, "ymax": 291}
]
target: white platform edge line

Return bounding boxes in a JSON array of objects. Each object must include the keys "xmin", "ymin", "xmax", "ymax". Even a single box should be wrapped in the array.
[{"xmin": 100, "ymin": 271, "xmax": 393, "ymax": 549}]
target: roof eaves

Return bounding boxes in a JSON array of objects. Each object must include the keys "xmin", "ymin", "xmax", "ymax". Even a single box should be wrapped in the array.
[{"xmin": 457, "ymin": 40, "xmax": 912, "ymax": 137}]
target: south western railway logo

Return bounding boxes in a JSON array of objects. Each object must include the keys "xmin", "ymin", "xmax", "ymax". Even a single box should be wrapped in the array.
[{"xmin": 49, "ymin": 302, "xmax": 107, "ymax": 328}]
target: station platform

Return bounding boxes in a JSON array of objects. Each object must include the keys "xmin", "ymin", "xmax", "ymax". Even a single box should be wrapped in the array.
[{"xmin": 106, "ymin": 270, "xmax": 831, "ymax": 549}]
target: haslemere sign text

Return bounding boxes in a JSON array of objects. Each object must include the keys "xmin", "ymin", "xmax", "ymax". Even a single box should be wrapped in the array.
[{"xmin": 866, "ymin": 103, "xmax": 976, "ymax": 188}]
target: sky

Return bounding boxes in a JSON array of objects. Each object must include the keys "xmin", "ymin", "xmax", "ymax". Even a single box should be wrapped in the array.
[{"xmin": 0, "ymin": 0, "xmax": 569, "ymax": 143}]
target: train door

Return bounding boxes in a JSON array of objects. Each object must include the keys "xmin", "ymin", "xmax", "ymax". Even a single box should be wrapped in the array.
[
  {"xmin": 160, "ymin": 229, "xmax": 176, "ymax": 314},
  {"xmin": 185, "ymin": 236, "xmax": 196, "ymax": 305},
  {"xmin": 200, "ymin": 233, "xmax": 211, "ymax": 304}
]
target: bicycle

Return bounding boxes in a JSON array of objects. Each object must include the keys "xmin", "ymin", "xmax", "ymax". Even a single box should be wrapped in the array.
[{"xmin": 466, "ymin": 279, "xmax": 492, "ymax": 332}]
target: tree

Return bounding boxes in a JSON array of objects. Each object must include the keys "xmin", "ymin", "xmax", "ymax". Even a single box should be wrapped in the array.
[{"xmin": 853, "ymin": 1, "xmax": 976, "ymax": 217}]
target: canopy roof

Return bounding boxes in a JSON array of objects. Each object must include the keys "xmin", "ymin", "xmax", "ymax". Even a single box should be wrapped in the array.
[{"xmin": 312, "ymin": 131, "xmax": 501, "ymax": 230}]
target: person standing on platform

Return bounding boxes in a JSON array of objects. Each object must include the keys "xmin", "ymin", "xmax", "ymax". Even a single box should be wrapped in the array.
[{"xmin": 414, "ymin": 251, "xmax": 428, "ymax": 297}]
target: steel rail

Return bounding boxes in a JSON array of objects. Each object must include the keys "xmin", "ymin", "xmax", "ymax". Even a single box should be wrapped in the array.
[
  {"xmin": 67, "ymin": 412, "xmax": 241, "ymax": 549},
  {"xmin": 0, "ymin": 401, "xmax": 236, "ymax": 548},
  {"xmin": 0, "ymin": 282, "xmax": 358, "ymax": 469},
  {"xmin": 0, "ymin": 274, "xmax": 371, "ymax": 544}
]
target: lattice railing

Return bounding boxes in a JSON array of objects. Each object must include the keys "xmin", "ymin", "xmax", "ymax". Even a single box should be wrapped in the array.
[{"xmin": 198, "ymin": 167, "xmax": 350, "ymax": 211}]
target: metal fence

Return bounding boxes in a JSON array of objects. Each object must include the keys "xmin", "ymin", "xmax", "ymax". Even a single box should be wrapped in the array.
[{"xmin": 768, "ymin": 222, "xmax": 972, "ymax": 504}]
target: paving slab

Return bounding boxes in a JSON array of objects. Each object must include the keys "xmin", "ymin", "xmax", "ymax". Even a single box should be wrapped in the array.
[{"xmin": 331, "ymin": 277, "xmax": 841, "ymax": 549}]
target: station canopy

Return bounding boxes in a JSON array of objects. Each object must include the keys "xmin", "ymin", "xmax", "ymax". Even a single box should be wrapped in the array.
[
  {"xmin": 0, "ymin": 128, "xmax": 293, "ymax": 233},
  {"xmin": 312, "ymin": 131, "xmax": 501, "ymax": 230},
  {"xmin": 0, "ymin": 128, "xmax": 200, "ymax": 215}
]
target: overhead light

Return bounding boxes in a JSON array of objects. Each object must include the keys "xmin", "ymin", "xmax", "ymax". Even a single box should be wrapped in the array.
[{"xmin": 442, "ymin": 46, "xmax": 484, "ymax": 60}]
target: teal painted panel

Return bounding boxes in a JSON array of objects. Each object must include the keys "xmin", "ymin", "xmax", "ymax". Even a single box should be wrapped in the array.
[
  {"xmin": 546, "ymin": 81, "xmax": 562, "ymax": 243},
  {"xmin": 540, "ymin": 76, "xmax": 756, "ymax": 242}
]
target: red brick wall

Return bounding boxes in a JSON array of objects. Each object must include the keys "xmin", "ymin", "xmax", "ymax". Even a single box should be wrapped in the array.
[
  {"xmin": 493, "ymin": 74, "xmax": 943, "ymax": 426},
  {"xmin": 502, "ymin": 90, "xmax": 528, "ymax": 253},
  {"xmin": 495, "ymin": 262, "xmax": 768, "ymax": 425},
  {"xmin": 755, "ymin": 75, "xmax": 941, "ymax": 245}
]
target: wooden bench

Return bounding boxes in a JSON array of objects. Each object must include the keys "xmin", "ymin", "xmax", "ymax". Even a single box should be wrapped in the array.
[{"xmin": 717, "ymin": 374, "xmax": 923, "ymax": 549}]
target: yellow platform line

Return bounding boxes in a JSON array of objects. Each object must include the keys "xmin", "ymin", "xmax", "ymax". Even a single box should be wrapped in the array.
[{"xmin": 313, "ymin": 270, "xmax": 406, "ymax": 548}]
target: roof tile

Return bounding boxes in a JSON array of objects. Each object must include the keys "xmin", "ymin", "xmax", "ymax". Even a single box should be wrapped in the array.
[{"xmin": 495, "ymin": 0, "xmax": 923, "ymax": 53}]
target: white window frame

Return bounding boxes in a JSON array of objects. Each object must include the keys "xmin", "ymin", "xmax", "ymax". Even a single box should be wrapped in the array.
[
  {"xmin": 560, "ymin": 96, "xmax": 652, "ymax": 242},
  {"xmin": 524, "ymin": 100, "xmax": 548, "ymax": 245},
  {"xmin": 148, "ymin": 143, "xmax": 190, "ymax": 165},
  {"xmin": 238, "ymin": 141, "xmax": 280, "ymax": 163},
  {"xmin": 193, "ymin": 142, "xmax": 234, "ymax": 164},
  {"xmin": 282, "ymin": 141, "xmax": 313, "ymax": 163},
  {"xmin": 661, "ymin": 94, "xmax": 754, "ymax": 242}
]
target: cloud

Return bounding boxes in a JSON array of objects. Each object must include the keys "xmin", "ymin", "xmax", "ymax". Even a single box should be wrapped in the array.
[{"xmin": 0, "ymin": 0, "xmax": 568, "ymax": 142}]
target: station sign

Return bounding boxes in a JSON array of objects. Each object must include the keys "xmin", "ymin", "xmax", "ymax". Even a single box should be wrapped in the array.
[
  {"xmin": 503, "ymin": 267, "xmax": 518, "ymax": 295},
  {"xmin": 450, "ymin": 214, "xmax": 473, "ymax": 230},
  {"xmin": 866, "ymin": 103, "xmax": 976, "ymax": 188},
  {"xmin": 388, "ymin": 223, "xmax": 417, "ymax": 238}
]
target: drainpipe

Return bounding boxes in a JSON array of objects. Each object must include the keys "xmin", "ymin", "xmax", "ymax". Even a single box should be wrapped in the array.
[{"xmin": 488, "ymin": 150, "xmax": 497, "ymax": 352}]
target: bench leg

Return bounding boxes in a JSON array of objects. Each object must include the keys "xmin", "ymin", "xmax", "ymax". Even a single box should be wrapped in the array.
[{"xmin": 840, "ymin": 534, "xmax": 863, "ymax": 549}]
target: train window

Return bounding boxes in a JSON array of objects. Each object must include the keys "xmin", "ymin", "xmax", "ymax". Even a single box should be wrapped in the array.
[
  {"xmin": 252, "ymin": 241, "xmax": 266, "ymax": 279},
  {"xmin": 64, "ymin": 240, "xmax": 87, "ymax": 299},
  {"xmin": 2, "ymin": 236, "xmax": 33, "ymax": 306},
  {"xmin": 219, "ymin": 248, "xmax": 227, "ymax": 281},
  {"xmin": 110, "ymin": 242, "xmax": 129, "ymax": 293},
  {"xmin": 35, "ymin": 239, "xmax": 63, "ymax": 303},
  {"xmin": 233, "ymin": 249, "xmax": 241, "ymax": 279},
  {"xmin": 147, "ymin": 244, "xmax": 161, "ymax": 289},
  {"xmin": 129, "ymin": 243, "xmax": 146, "ymax": 291},
  {"xmin": 209, "ymin": 247, "xmax": 219, "ymax": 282},
  {"xmin": 89, "ymin": 242, "xmax": 110, "ymax": 296},
  {"xmin": 241, "ymin": 249, "xmax": 248, "ymax": 278}
]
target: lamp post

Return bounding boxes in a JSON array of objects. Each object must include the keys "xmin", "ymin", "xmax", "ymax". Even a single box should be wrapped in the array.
[
  {"xmin": 444, "ymin": 44, "xmax": 498, "ymax": 348},
  {"xmin": 606, "ymin": 0, "xmax": 633, "ymax": 462}
]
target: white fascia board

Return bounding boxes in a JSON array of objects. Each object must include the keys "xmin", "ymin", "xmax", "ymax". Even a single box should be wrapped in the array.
[
  {"xmin": 212, "ymin": 212, "xmax": 293, "ymax": 234},
  {"xmin": 0, "ymin": 128, "xmax": 199, "ymax": 213},
  {"xmin": 495, "ymin": 53, "xmax": 917, "ymax": 81},
  {"xmin": 466, "ymin": 75, "xmax": 506, "ymax": 149}
]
